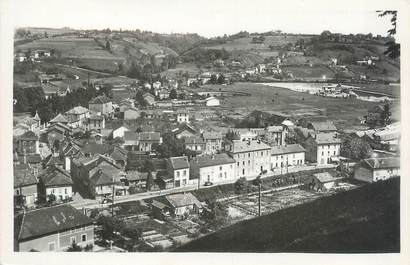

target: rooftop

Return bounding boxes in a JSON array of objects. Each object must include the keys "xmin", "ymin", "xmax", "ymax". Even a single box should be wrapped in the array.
[
  {"xmin": 313, "ymin": 172, "xmax": 338, "ymax": 183},
  {"xmin": 49, "ymin": 113, "xmax": 69, "ymax": 124},
  {"xmin": 314, "ymin": 133, "xmax": 342, "ymax": 145},
  {"xmin": 65, "ymin": 106, "xmax": 90, "ymax": 115},
  {"xmin": 165, "ymin": 192, "xmax": 202, "ymax": 208},
  {"xmin": 308, "ymin": 121, "xmax": 337, "ymax": 132},
  {"xmin": 169, "ymin": 156, "xmax": 190, "ymax": 170},
  {"xmin": 89, "ymin": 95, "xmax": 112, "ymax": 104},
  {"xmin": 203, "ymin": 131, "xmax": 223, "ymax": 140},
  {"xmin": 190, "ymin": 153, "xmax": 235, "ymax": 168},
  {"xmin": 15, "ymin": 204, "xmax": 93, "ymax": 241},
  {"xmin": 363, "ymin": 157, "xmax": 400, "ymax": 170},
  {"xmin": 229, "ymin": 140, "xmax": 271, "ymax": 153},
  {"xmin": 14, "ymin": 165, "xmax": 38, "ymax": 188},
  {"xmin": 38, "ymin": 166, "xmax": 73, "ymax": 187},
  {"xmin": 271, "ymin": 144, "xmax": 306, "ymax": 155}
]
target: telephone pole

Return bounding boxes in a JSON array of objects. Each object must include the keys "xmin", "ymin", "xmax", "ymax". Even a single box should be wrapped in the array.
[
  {"xmin": 111, "ymin": 177, "xmax": 115, "ymax": 216},
  {"xmin": 258, "ymin": 182, "xmax": 261, "ymax": 216}
]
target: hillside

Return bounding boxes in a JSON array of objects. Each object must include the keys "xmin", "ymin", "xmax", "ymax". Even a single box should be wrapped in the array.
[{"xmin": 177, "ymin": 178, "xmax": 400, "ymax": 253}]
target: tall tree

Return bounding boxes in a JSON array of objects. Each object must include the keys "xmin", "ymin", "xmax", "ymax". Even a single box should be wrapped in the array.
[{"xmin": 377, "ymin": 11, "xmax": 400, "ymax": 59}]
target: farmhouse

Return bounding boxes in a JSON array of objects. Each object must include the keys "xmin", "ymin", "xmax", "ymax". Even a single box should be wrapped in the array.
[
  {"xmin": 37, "ymin": 166, "xmax": 73, "ymax": 203},
  {"xmin": 270, "ymin": 144, "xmax": 305, "ymax": 169},
  {"xmin": 265, "ymin": 125, "xmax": 285, "ymax": 146},
  {"xmin": 176, "ymin": 109, "xmax": 190, "ymax": 124},
  {"xmin": 14, "ymin": 164, "xmax": 38, "ymax": 208},
  {"xmin": 88, "ymin": 95, "xmax": 113, "ymax": 116},
  {"xmin": 354, "ymin": 157, "xmax": 400, "ymax": 183},
  {"xmin": 203, "ymin": 131, "xmax": 223, "ymax": 154},
  {"xmin": 183, "ymin": 136, "xmax": 206, "ymax": 153},
  {"xmin": 164, "ymin": 192, "xmax": 203, "ymax": 217},
  {"xmin": 16, "ymin": 130, "xmax": 39, "ymax": 155},
  {"xmin": 143, "ymin": 93, "xmax": 156, "ymax": 106},
  {"xmin": 307, "ymin": 121, "xmax": 337, "ymax": 133},
  {"xmin": 14, "ymin": 204, "xmax": 94, "ymax": 252},
  {"xmin": 309, "ymin": 172, "xmax": 339, "ymax": 191},
  {"xmin": 86, "ymin": 114, "xmax": 105, "ymax": 131},
  {"xmin": 65, "ymin": 106, "xmax": 90, "ymax": 128}
]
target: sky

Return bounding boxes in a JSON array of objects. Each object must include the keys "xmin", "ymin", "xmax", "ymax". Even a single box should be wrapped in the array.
[{"xmin": 7, "ymin": 0, "xmax": 401, "ymax": 38}]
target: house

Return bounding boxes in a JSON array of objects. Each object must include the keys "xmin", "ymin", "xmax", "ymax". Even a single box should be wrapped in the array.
[
  {"xmin": 173, "ymin": 124, "xmax": 198, "ymax": 139},
  {"xmin": 123, "ymin": 107, "xmax": 140, "ymax": 120},
  {"xmin": 138, "ymin": 132, "xmax": 162, "ymax": 152},
  {"xmin": 157, "ymin": 89, "xmax": 170, "ymax": 100},
  {"xmin": 33, "ymin": 49, "xmax": 51, "ymax": 58},
  {"xmin": 88, "ymin": 95, "xmax": 113, "ymax": 116},
  {"xmin": 118, "ymin": 99, "xmax": 135, "ymax": 112},
  {"xmin": 85, "ymin": 114, "xmax": 105, "ymax": 132},
  {"xmin": 354, "ymin": 157, "xmax": 400, "ymax": 183},
  {"xmin": 37, "ymin": 166, "xmax": 73, "ymax": 203},
  {"xmin": 123, "ymin": 131, "xmax": 139, "ymax": 151},
  {"xmin": 15, "ymin": 52, "xmax": 27, "ymax": 62},
  {"xmin": 65, "ymin": 106, "xmax": 90, "ymax": 128},
  {"xmin": 153, "ymin": 81, "xmax": 161, "ymax": 89},
  {"xmin": 89, "ymin": 164, "xmax": 127, "ymax": 201},
  {"xmin": 14, "ymin": 204, "xmax": 94, "ymax": 252},
  {"xmin": 303, "ymin": 133, "xmax": 341, "ymax": 165},
  {"xmin": 164, "ymin": 192, "xmax": 203, "ymax": 217},
  {"xmin": 265, "ymin": 126, "xmax": 285, "ymax": 146},
  {"xmin": 49, "ymin": 113, "xmax": 69, "ymax": 126},
  {"xmin": 176, "ymin": 109, "xmax": 190, "ymax": 124},
  {"xmin": 271, "ymin": 144, "xmax": 305, "ymax": 169},
  {"xmin": 226, "ymin": 140, "xmax": 272, "ymax": 177},
  {"xmin": 46, "ymin": 123, "xmax": 72, "ymax": 147},
  {"xmin": 109, "ymin": 146, "xmax": 128, "ymax": 168},
  {"xmin": 307, "ymin": 121, "xmax": 337, "ymax": 133},
  {"xmin": 205, "ymin": 97, "xmax": 220, "ymax": 106},
  {"xmin": 126, "ymin": 170, "xmax": 148, "ymax": 188},
  {"xmin": 143, "ymin": 93, "xmax": 156, "ymax": 106},
  {"xmin": 167, "ymin": 156, "xmax": 190, "ymax": 188},
  {"xmin": 112, "ymin": 125, "xmax": 130, "ymax": 139},
  {"xmin": 16, "ymin": 130, "xmax": 39, "ymax": 155},
  {"xmin": 14, "ymin": 164, "xmax": 38, "ymax": 208},
  {"xmin": 203, "ymin": 131, "xmax": 223, "ymax": 154},
  {"xmin": 189, "ymin": 153, "xmax": 235, "ymax": 185},
  {"xmin": 184, "ymin": 136, "xmax": 206, "ymax": 153},
  {"xmin": 366, "ymin": 104, "xmax": 390, "ymax": 126},
  {"xmin": 309, "ymin": 172, "xmax": 340, "ymax": 191},
  {"xmin": 257, "ymin": 64, "xmax": 266, "ymax": 73}
]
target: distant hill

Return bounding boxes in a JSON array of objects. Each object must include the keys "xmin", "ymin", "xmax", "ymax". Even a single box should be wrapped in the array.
[{"xmin": 177, "ymin": 178, "xmax": 400, "ymax": 253}]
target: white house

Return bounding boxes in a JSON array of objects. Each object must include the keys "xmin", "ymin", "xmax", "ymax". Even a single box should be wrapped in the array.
[
  {"xmin": 205, "ymin": 97, "xmax": 220, "ymax": 107},
  {"xmin": 112, "ymin": 126, "xmax": 130, "ymax": 139},
  {"xmin": 176, "ymin": 110, "xmax": 190, "ymax": 124},
  {"xmin": 167, "ymin": 156, "xmax": 190, "ymax": 188},
  {"xmin": 354, "ymin": 157, "xmax": 400, "ymax": 183}
]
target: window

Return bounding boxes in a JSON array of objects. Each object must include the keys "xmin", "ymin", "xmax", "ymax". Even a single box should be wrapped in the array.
[
  {"xmin": 321, "ymin": 151, "xmax": 324, "ymax": 156},
  {"xmin": 224, "ymin": 172, "xmax": 227, "ymax": 178},
  {"xmin": 328, "ymin": 145, "xmax": 330, "ymax": 149},
  {"xmin": 183, "ymin": 179, "xmax": 187, "ymax": 185},
  {"xmin": 219, "ymin": 166, "xmax": 222, "ymax": 171},
  {"xmin": 16, "ymin": 190, "xmax": 20, "ymax": 195},
  {"xmin": 243, "ymin": 161, "xmax": 245, "ymax": 166},
  {"xmin": 64, "ymin": 188, "xmax": 68, "ymax": 194},
  {"xmin": 82, "ymin": 234, "xmax": 87, "ymax": 242},
  {"xmin": 248, "ymin": 153, "xmax": 250, "ymax": 158},
  {"xmin": 183, "ymin": 170, "xmax": 186, "ymax": 176},
  {"xmin": 261, "ymin": 151, "xmax": 263, "ymax": 156},
  {"xmin": 237, "ymin": 162, "xmax": 239, "ymax": 166},
  {"xmin": 70, "ymin": 236, "xmax": 76, "ymax": 244},
  {"xmin": 48, "ymin": 242, "xmax": 56, "ymax": 251},
  {"xmin": 52, "ymin": 189, "xmax": 55, "ymax": 194},
  {"xmin": 334, "ymin": 151, "xmax": 336, "ymax": 155},
  {"xmin": 219, "ymin": 173, "xmax": 222, "ymax": 178},
  {"xmin": 242, "ymin": 169, "xmax": 245, "ymax": 175},
  {"xmin": 177, "ymin": 171, "xmax": 180, "ymax": 177},
  {"xmin": 248, "ymin": 160, "xmax": 250, "ymax": 165}
]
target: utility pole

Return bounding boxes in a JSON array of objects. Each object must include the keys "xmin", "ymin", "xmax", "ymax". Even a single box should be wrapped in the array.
[
  {"xmin": 111, "ymin": 177, "xmax": 115, "ymax": 216},
  {"xmin": 258, "ymin": 182, "xmax": 261, "ymax": 217}
]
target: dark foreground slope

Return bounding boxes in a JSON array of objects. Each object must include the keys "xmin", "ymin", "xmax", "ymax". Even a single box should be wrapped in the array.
[{"xmin": 177, "ymin": 179, "xmax": 400, "ymax": 253}]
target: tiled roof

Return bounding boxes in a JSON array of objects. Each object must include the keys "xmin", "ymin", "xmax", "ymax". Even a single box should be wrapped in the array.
[
  {"xmin": 89, "ymin": 95, "xmax": 111, "ymax": 104},
  {"xmin": 203, "ymin": 131, "xmax": 222, "ymax": 140},
  {"xmin": 314, "ymin": 133, "xmax": 341, "ymax": 145},
  {"xmin": 124, "ymin": 131, "xmax": 138, "ymax": 142},
  {"xmin": 38, "ymin": 166, "xmax": 73, "ymax": 187},
  {"xmin": 81, "ymin": 143, "xmax": 114, "ymax": 155},
  {"xmin": 313, "ymin": 172, "xmax": 338, "ymax": 183},
  {"xmin": 49, "ymin": 113, "xmax": 69, "ymax": 124},
  {"xmin": 169, "ymin": 156, "xmax": 189, "ymax": 170},
  {"xmin": 266, "ymin": 126, "xmax": 283, "ymax": 132},
  {"xmin": 139, "ymin": 132, "xmax": 161, "ymax": 142},
  {"xmin": 15, "ymin": 204, "xmax": 93, "ymax": 241},
  {"xmin": 165, "ymin": 192, "xmax": 202, "ymax": 208},
  {"xmin": 184, "ymin": 136, "xmax": 205, "ymax": 145},
  {"xmin": 110, "ymin": 146, "xmax": 127, "ymax": 161},
  {"xmin": 363, "ymin": 157, "xmax": 400, "ymax": 169},
  {"xmin": 308, "ymin": 121, "xmax": 337, "ymax": 132},
  {"xmin": 190, "ymin": 153, "xmax": 235, "ymax": 168},
  {"xmin": 126, "ymin": 171, "xmax": 148, "ymax": 181},
  {"xmin": 88, "ymin": 114, "xmax": 104, "ymax": 121},
  {"xmin": 65, "ymin": 106, "xmax": 89, "ymax": 115},
  {"xmin": 14, "ymin": 165, "xmax": 38, "ymax": 188},
  {"xmin": 271, "ymin": 144, "xmax": 306, "ymax": 155},
  {"xmin": 229, "ymin": 140, "xmax": 271, "ymax": 153}
]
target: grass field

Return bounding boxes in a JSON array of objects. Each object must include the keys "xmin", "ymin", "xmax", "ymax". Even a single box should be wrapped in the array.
[
  {"xmin": 178, "ymin": 178, "xmax": 400, "ymax": 252},
  {"xmin": 206, "ymin": 82, "xmax": 383, "ymax": 129},
  {"xmin": 282, "ymin": 65, "xmax": 335, "ymax": 79}
]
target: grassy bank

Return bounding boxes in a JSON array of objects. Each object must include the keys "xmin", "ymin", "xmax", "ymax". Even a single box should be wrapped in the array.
[{"xmin": 177, "ymin": 178, "xmax": 400, "ymax": 253}]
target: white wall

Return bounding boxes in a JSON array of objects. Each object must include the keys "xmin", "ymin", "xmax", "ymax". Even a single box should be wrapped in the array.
[
  {"xmin": 271, "ymin": 152, "xmax": 305, "ymax": 169},
  {"xmin": 317, "ymin": 143, "xmax": 340, "ymax": 165}
]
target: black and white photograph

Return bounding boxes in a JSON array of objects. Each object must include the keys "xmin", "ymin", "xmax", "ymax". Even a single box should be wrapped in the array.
[{"xmin": 0, "ymin": 0, "xmax": 409, "ymax": 264}]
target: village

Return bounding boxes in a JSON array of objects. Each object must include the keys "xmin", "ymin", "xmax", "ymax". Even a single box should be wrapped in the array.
[{"xmin": 12, "ymin": 27, "xmax": 401, "ymax": 253}]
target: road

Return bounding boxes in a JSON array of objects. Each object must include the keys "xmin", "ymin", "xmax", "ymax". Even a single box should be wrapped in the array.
[{"xmin": 70, "ymin": 164, "xmax": 337, "ymax": 210}]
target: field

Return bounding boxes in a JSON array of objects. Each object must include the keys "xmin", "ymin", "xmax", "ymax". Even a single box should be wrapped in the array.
[
  {"xmin": 205, "ymin": 82, "xmax": 384, "ymax": 129},
  {"xmin": 178, "ymin": 178, "xmax": 400, "ymax": 252},
  {"xmin": 282, "ymin": 65, "xmax": 335, "ymax": 80},
  {"xmin": 204, "ymin": 35, "xmax": 311, "ymax": 52}
]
